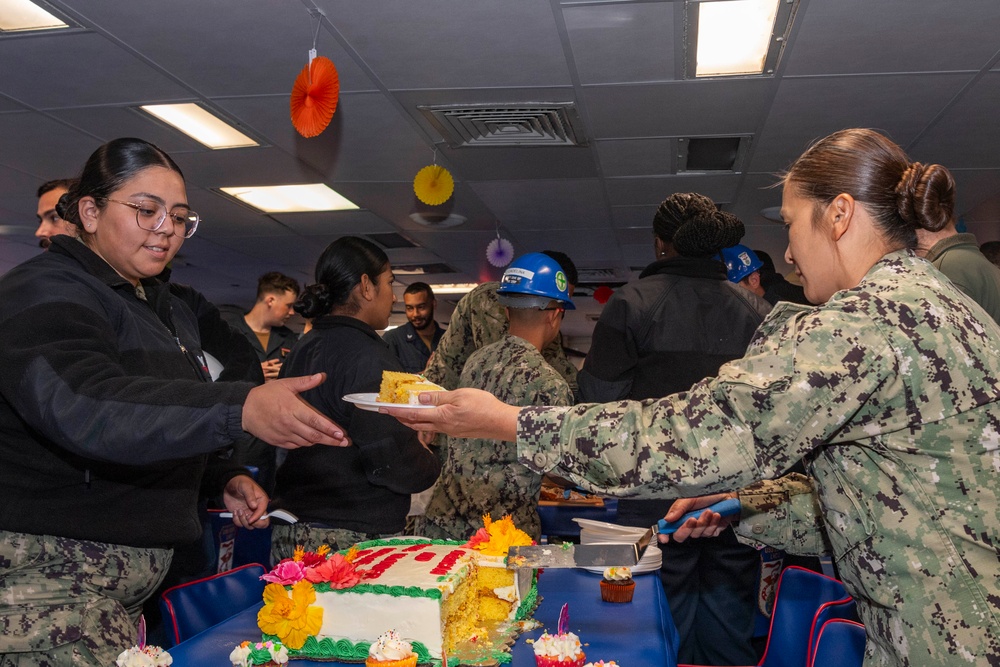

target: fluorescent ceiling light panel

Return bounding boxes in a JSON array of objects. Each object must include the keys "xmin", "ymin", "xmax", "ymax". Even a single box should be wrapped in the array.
[
  {"xmin": 431, "ymin": 283, "xmax": 480, "ymax": 295},
  {"xmin": 696, "ymin": 0, "xmax": 779, "ymax": 76},
  {"xmin": 0, "ymin": 0, "xmax": 68, "ymax": 31},
  {"xmin": 221, "ymin": 184, "xmax": 358, "ymax": 213},
  {"xmin": 140, "ymin": 104, "xmax": 258, "ymax": 149}
]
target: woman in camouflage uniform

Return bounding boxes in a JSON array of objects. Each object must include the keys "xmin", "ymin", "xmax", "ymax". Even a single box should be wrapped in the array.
[{"xmin": 388, "ymin": 129, "xmax": 1000, "ymax": 666}]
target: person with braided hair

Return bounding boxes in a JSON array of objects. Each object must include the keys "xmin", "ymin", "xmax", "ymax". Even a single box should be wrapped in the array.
[
  {"xmin": 386, "ymin": 129, "xmax": 1000, "ymax": 665},
  {"xmin": 578, "ymin": 192, "xmax": 771, "ymax": 664}
]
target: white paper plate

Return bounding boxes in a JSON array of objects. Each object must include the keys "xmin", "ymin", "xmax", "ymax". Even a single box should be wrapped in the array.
[
  {"xmin": 582, "ymin": 557, "xmax": 661, "ymax": 576},
  {"xmin": 343, "ymin": 393, "xmax": 436, "ymax": 412},
  {"xmin": 574, "ymin": 518, "xmax": 649, "ymax": 539}
]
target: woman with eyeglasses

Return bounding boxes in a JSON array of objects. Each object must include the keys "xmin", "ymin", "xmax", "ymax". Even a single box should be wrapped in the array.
[{"xmin": 0, "ymin": 138, "xmax": 349, "ymax": 666}]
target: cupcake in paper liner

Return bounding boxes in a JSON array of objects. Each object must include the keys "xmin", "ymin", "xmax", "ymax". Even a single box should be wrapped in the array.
[
  {"xmin": 533, "ymin": 630, "xmax": 586, "ymax": 667},
  {"xmin": 366, "ymin": 630, "xmax": 418, "ymax": 667},
  {"xmin": 599, "ymin": 566, "xmax": 635, "ymax": 603}
]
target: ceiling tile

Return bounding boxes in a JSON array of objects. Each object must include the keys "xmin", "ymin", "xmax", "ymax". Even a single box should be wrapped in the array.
[
  {"xmin": 597, "ymin": 138, "xmax": 674, "ymax": 177},
  {"xmin": 606, "ymin": 174, "xmax": 740, "ymax": 207},
  {"xmin": 0, "ymin": 32, "xmax": 191, "ymax": 108},
  {"xmin": 470, "ymin": 179, "xmax": 611, "ymax": 230},
  {"xmin": 65, "ymin": 0, "xmax": 377, "ymax": 96},
  {"xmin": 582, "ymin": 80, "xmax": 771, "ymax": 138},
  {"xmin": 748, "ymin": 73, "xmax": 973, "ymax": 173},
  {"xmin": 784, "ymin": 0, "xmax": 1000, "ymax": 76},
  {"xmin": 908, "ymin": 72, "xmax": 1000, "ymax": 170},
  {"xmin": 315, "ymin": 0, "xmax": 571, "ymax": 89},
  {"xmin": 563, "ymin": 2, "xmax": 678, "ymax": 84}
]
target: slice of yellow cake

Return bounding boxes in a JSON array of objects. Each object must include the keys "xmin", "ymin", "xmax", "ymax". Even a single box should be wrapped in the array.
[{"xmin": 377, "ymin": 371, "xmax": 444, "ymax": 404}]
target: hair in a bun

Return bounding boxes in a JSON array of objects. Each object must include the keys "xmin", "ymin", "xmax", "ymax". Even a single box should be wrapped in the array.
[
  {"xmin": 299, "ymin": 236, "xmax": 389, "ymax": 318},
  {"xmin": 895, "ymin": 162, "xmax": 954, "ymax": 233},
  {"xmin": 784, "ymin": 128, "xmax": 956, "ymax": 249},
  {"xmin": 55, "ymin": 192, "xmax": 80, "ymax": 229},
  {"xmin": 652, "ymin": 192, "xmax": 717, "ymax": 243},
  {"xmin": 672, "ymin": 210, "xmax": 746, "ymax": 258},
  {"xmin": 294, "ymin": 283, "xmax": 334, "ymax": 319}
]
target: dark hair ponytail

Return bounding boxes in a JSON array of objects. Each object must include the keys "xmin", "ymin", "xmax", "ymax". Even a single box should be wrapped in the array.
[
  {"xmin": 296, "ymin": 236, "xmax": 389, "ymax": 319},
  {"xmin": 57, "ymin": 138, "xmax": 183, "ymax": 231},
  {"xmin": 784, "ymin": 129, "xmax": 955, "ymax": 249}
]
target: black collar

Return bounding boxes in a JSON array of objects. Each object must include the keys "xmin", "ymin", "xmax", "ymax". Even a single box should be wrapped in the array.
[
  {"xmin": 312, "ymin": 314, "xmax": 381, "ymax": 341},
  {"xmin": 48, "ymin": 235, "xmax": 165, "ymax": 294},
  {"xmin": 639, "ymin": 256, "xmax": 728, "ymax": 280}
]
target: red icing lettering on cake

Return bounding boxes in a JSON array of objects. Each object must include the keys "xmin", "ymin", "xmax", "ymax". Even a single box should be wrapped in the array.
[
  {"xmin": 414, "ymin": 551, "xmax": 435, "ymax": 562},
  {"xmin": 352, "ymin": 547, "xmax": 393, "ymax": 567},
  {"xmin": 404, "ymin": 543, "xmax": 431, "ymax": 552},
  {"xmin": 430, "ymin": 549, "xmax": 466, "ymax": 575},
  {"xmin": 361, "ymin": 552, "xmax": 407, "ymax": 580}
]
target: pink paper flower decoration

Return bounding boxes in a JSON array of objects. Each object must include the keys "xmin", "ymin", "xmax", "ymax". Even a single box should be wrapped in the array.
[
  {"xmin": 464, "ymin": 527, "xmax": 491, "ymax": 550},
  {"xmin": 262, "ymin": 560, "xmax": 306, "ymax": 585}
]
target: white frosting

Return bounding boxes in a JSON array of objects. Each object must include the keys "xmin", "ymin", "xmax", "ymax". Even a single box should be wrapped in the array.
[
  {"xmin": 533, "ymin": 632, "xmax": 583, "ymax": 659},
  {"xmin": 116, "ymin": 646, "xmax": 172, "ymax": 667},
  {"xmin": 229, "ymin": 645, "xmax": 252, "ymax": 667},
  {"xmin": 603, "ymin": 566, "xmax": 632, "ymax": 581},
  {"xmin": 369, "ymin": 630, "xmax": 415, "ymax": 661},
  {"xmin": 493, "ymin": 584, "xmax": 517, "ymax": 602},
  {"xmin": 584, "ymin": 662, "xmax": 619, "ymax": 667}
]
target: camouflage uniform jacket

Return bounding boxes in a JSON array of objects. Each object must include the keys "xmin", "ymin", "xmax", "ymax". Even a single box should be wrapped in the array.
[
  {"xmin": 423, "ymin": 335, "xmax": 573, "ymax": 541},
  {"xmin": 515, "ymin": 251, "xmax": 1000, "ymax": 666},
  {"xmin": 423, "ymin": 282, "xmax": 578, "ymax": 394}
]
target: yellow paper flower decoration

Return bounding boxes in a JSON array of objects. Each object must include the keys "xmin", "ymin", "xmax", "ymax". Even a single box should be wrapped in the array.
[
  {"xmin": 258, "ymin": 581, "xmax": 323, "ymax": 650},
  {"xmin": 413, "ymin": 165, "xmax": 454, "ymax": 206},
  {"xmin": 474, "ymin": 513, "xmax": 533, "ymax": 556}
]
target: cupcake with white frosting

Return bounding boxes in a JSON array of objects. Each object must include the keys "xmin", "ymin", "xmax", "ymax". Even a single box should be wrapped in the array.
[
  {"xmin": 533, "ymin": 630, "xmax": 586, "ymax": 667},
  {"xmin": 366, "ymin": 629, "xmax": 418, "ymax": 667},
  {"xmin": 599, "ymin": 566, "xmax": 634, "ymax": 603}
]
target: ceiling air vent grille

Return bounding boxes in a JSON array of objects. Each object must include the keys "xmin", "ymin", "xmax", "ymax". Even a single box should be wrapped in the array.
[{"xmin": 418, "ymin": 103, "xmax": 587, "ymax": 148}]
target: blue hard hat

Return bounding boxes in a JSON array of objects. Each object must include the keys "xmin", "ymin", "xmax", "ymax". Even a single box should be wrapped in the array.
[
  {"xmin": 496, "ymin": 252, "xmax": 575, "ymax": 310},
  {"xmin": 719, "ymin": 244, "xmax": 763, "ymax": 283}
]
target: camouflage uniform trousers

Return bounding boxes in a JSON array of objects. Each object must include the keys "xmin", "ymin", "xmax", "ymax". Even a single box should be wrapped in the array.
[
  {"xmin": 270, "ymin": 524, "xmax": 401, "ymax": 563},
  {"xmin": 0, "ymin": 530, "xmax": 171, "ymax": 667}
]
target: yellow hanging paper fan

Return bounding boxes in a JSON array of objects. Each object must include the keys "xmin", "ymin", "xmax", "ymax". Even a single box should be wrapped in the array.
[{"xmin": 413, "ymin": 165, "xmax": 454, "ymax": 206}]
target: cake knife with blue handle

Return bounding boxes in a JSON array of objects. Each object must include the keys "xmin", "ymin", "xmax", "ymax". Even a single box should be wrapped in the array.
[
  {"xmin": 656, "ymin": 497, "xmax": 742, "ymax": 534},
  {"xmin": 507, "ymin": 498, "xmax": 741, "ymax": 568}
]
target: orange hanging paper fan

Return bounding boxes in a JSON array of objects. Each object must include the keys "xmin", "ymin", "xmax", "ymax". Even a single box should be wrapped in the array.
[
  {"xmin": 290, "ymin": 56, "xmax": 340, "ymax": 138},
  {"xmin": 413, "ymin": 165, "xmax": 454, "ymax": 206}
]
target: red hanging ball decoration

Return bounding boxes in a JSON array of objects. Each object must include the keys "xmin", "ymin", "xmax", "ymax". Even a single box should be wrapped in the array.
[{"xmin": 593, "ymin": 285, "xmax": 613, "ymax": 304}]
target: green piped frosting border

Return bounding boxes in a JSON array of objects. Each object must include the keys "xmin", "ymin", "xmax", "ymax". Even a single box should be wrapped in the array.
[
  {"xmin": 312, "ymin": 581, "xmax": 442, "ymax": 599},
  {"xmin": 261, "ymin": 634, "xmax": 436, "ymax": 664}
]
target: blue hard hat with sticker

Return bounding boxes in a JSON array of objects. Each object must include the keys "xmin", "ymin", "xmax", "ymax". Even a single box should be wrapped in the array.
[
  {"xmin": 496, "ymin": 252, "xmax": 575, "ymax": 310},
  {"xmin": 718, "ymin": 244, "xmax": 763, "ymax": 283}
]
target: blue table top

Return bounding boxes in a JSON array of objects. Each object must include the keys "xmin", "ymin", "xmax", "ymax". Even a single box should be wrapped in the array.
[{"xmin": 169, "ymin": 568, "xmax": 677, "ymax": 666}]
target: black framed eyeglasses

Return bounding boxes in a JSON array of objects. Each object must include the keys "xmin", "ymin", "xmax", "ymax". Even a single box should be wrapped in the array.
[{"xmin": 102, "ymin": 198, "xmax": 200, "ymax": 238}]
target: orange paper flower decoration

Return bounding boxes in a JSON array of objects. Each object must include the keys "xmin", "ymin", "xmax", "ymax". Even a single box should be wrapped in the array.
[
  {"xmin": 413, "ymin": 165, "xmax": 455, "ymax": 206},
  {"xmin": 290, "ymin": 56, "xmax": 340, "ymax": 138}
]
